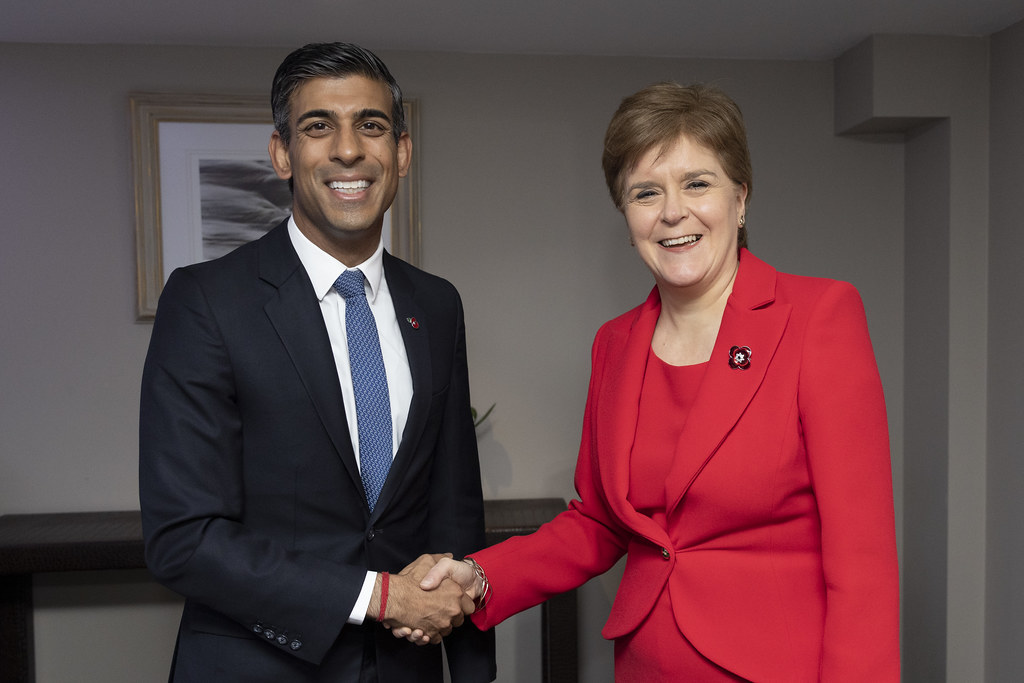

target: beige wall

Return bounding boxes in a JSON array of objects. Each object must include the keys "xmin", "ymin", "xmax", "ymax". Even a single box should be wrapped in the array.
[
  {"xmin": 0, "ymin": 27, "xmax": 1018, "ymax": 679},
  {"xmin": 986, "ymin": 18, "xmax": 1024, "ymax": 682}
]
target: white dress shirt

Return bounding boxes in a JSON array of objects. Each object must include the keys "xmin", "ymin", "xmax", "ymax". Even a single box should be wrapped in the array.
[{"xmin": 288, "ymin": 217, "xmax": 413, "ymax": 624}]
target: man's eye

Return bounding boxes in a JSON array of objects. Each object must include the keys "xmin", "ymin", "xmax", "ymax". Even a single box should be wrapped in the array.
[
  {"xmin": 359, "ymin": 121, "xmax": 389, "ymax": 136},
  {"xmin": 301, "ymin": 122, "xmax": 331, "ymax": 136}
]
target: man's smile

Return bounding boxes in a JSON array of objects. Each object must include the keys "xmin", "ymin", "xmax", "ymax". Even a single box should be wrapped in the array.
[{"xmin": 328, "ymin": 179, "xmax": 371, "ymax": 194}]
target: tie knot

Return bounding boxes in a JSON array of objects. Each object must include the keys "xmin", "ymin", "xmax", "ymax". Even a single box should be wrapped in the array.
[{"xmin": 333, "ymin": 270, "xmax": 366, "ymax": 300}]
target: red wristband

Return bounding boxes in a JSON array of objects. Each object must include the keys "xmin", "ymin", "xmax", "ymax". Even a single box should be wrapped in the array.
[{"xmin": 378, "ymin": 572, "xmax": 390, "ymax": 623}]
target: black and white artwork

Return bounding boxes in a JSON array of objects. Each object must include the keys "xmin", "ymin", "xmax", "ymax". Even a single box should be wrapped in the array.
[{"xmin": 198, "ymin": 158, "xmax": 290, "ymax": 260}]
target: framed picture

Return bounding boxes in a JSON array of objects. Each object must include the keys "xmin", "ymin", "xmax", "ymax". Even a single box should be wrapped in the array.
[{"xmin": 130, "ymin": 92, "xmax": 420, "ymax": 320}]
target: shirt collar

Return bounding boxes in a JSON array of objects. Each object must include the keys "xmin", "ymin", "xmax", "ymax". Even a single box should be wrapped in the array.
[{"xmin": 287, "ymin": 216, "xmax": 386, "ymax": 304}]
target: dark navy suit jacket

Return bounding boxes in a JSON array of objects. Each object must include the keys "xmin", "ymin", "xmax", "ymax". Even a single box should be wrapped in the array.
[{"xmin": 140, "ymin": 221, "xmax": 495, "ymax": 682}]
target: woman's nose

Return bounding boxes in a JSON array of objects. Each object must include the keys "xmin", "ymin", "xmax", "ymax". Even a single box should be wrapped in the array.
[{"xmin": 660, "ymin": 188, "xmax": 688, "ymax": 224}]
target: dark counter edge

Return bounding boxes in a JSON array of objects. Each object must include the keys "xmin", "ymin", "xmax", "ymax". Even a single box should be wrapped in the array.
[{"xmin": 0, "ymin": 500, "xmax": 577, "ymax": 683}]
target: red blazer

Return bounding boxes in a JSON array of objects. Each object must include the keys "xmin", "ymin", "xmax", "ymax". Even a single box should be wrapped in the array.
[{"xmin": 471, "ymin": 250, "xmax": 899, "ymax": 681}]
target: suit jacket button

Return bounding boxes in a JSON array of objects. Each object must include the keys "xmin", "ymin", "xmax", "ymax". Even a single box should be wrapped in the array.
[
  {"xmin": 367, "ymin": 529, "xmax": 376, "ymax": 541},
  {"xmin": 252, "ymin": 623, "xmax": 263, "ymax": 634},
  {"xmin": 290, "ymin": 640, "xmax": 302, "ymax": 651},
  {"xmin": 263, "ymin": 629, "xmax": 276, "ymax": 640},
  {"xmin": 661, "ymin": 547, "xmax": 671, "ymax": 560},
  {"xmin": 276, "ymin": 634, "xmax": 288, "ymax": 646}
]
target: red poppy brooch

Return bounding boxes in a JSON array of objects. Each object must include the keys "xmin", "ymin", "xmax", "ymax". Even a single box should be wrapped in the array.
[{"xmin": 728, "ymin": 345, "xmax": 752, "ymax": 370}]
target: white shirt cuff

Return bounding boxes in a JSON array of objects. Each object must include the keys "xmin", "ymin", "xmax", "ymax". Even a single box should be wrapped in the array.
[{"xmin": 347, "ymin": 571, "xmax": 378, "ymax": 624}]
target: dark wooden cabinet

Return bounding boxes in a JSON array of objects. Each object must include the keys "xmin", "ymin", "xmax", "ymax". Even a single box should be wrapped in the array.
[{"xmin": 1, "ymin": 500, "xmax": 577, "ymax": 683}]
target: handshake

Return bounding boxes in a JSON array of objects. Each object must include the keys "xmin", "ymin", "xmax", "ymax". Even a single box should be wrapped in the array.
[{"xmin": 368, "ymin": 554, "xmax": 486, "ymax": 645}]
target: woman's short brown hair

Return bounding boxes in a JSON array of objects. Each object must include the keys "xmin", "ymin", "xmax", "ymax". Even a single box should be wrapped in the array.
[{"xmin": 602, "ymin": 82, "xmax": 753, "ymax": 246}]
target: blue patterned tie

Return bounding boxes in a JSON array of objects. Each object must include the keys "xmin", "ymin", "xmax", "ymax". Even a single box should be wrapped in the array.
[{"xmin": 333, "ymin": 269, "xmax": 392, "ymax": 511}]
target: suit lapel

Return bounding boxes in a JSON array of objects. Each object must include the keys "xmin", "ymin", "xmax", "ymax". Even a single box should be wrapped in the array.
[
  {"xmin": 257, "ymin": 223, "xmax": 361, "ymax": 490},
  {"xmin": 664, "ymin": 250, "xmax": 790, "ymax": 516},
  {"xmin": 370, "ymin": 254, "xmax": 431, "ymax": 517}
]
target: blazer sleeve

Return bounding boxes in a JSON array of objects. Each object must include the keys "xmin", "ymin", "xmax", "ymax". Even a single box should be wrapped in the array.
[
  {"xmin": 470, "ymin": 325, "xmax": 629, "ymax": 630},
  {"xmin": 139, "ymin": 267, "xmax": 359, "ymax": 666},
  {"xmin": 799, "ymin": 280, "xmax": 900, "ymax": 680}
]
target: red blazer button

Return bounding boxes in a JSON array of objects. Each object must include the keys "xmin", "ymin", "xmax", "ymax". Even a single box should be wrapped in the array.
[{"xmin": 661, "ymin": 548, "xmax": 671, "ymax": 560}]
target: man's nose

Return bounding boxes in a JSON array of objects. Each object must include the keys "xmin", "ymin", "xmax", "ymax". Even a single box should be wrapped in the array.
[{"xmin": 331, "ymin": 128, "xmax": 364, "ymax": 165}]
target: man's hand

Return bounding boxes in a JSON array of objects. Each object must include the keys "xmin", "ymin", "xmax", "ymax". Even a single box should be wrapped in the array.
[
  {"xmin": 368, "ymin": 554, "xmax": 475, "ymax": 645},
  {"xmin": 387, "ymin": 555, "xmax": 482, "ymax": 644}
]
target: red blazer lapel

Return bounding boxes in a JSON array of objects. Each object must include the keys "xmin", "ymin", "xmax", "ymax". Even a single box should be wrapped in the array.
[
  {"xmin": 591, "ymin": 251, "xmax": 792, "ymax": 542},
  {"xmin": 664, "ymin": 249, "xmax": 792, "ymax": 515},
  {"xmin": 592, "ymin": 288, "xmax": 672, "ymax": 545}
]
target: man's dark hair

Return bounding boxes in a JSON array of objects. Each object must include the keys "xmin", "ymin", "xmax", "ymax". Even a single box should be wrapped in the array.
[{"xmin": 271, "ymin": 42, "xmax": 405, "ymax": 145}]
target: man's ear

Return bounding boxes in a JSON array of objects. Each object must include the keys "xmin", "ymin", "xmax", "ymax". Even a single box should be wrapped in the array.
[
  {"xmin": 396, "ymin": 131, "xmax": 412, "ymax": 179},
  {"xmin": 269, "ymin": 130, "xmax": 292, "ymax": 180}
]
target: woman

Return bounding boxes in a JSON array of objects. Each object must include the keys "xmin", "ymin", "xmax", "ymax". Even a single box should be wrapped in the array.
[{"xmin": 417, "ymin": 82, "xmax": 900, "ymax": 681}]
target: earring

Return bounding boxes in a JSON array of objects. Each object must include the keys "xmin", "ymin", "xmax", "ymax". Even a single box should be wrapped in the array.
[{"xmin": 739, "ymin": 215, "xmax": 746, "ymax": 228}]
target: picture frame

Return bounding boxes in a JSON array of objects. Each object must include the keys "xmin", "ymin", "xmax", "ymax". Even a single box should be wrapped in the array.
[{"xmin": 130, "ymin": 92, "xmax": 420, "ymax": 320}]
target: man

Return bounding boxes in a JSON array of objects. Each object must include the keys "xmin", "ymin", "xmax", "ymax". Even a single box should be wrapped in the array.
[{"xmin": 139, "ymin": 42, "xmax": 495, "ymax": 682}]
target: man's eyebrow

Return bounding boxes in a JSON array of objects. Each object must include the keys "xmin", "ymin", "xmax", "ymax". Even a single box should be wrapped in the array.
[
  {"xmin": 295, "ymin": 108, "xmax": 392, "ymax": 126},
  {"xmin": 355, "ymin": 108, "xmax": 392, "ymax": 124},
  {"xmin": 295, "ymin": 109, "xmax": 336, "ymax": 126}
]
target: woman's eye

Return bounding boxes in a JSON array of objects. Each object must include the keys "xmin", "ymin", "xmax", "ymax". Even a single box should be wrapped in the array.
[
  {"xmin": 632, "ymin": 189, "xmax": 658, "ymax": 202},
  {"xmin": 686, "ymin": 180, "xmax": 710, "ymax": 191}
]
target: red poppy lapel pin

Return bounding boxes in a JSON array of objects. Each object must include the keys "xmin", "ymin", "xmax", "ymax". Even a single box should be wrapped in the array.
[
  {"xmin": 406, "ymin": 317, "xmax": 420, "ymax": 330},
  {"xmin": 728, "ymin": 345, "xmax": 752, "ymax": 369}
]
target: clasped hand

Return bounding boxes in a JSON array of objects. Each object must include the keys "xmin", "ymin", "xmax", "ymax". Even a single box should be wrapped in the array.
[{"xmin": 379, "ymin": 554, "xmax": 481, "ymax": 645}]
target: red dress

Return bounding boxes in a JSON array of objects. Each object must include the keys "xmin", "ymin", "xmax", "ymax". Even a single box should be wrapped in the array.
[{"xmin": 621, "ymin": 352, "xmax": 747, "ymax": 681}]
